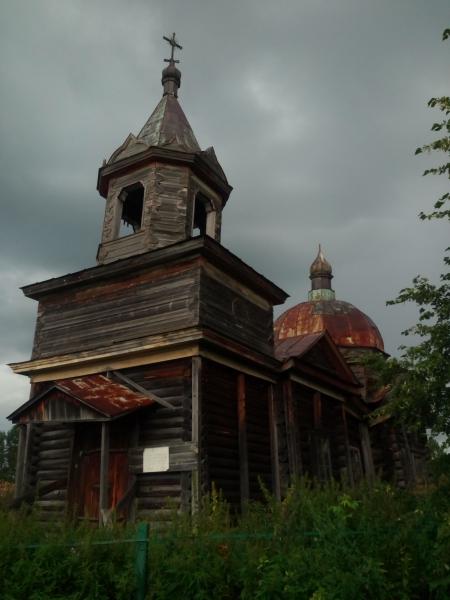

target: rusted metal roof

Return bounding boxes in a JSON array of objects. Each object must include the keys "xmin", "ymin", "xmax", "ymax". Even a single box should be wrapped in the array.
[
  {"xmin": 55, "ymin": 375, "xmax": 154, "ymax": 417},
  {"xmin": 274, "ymin": 333, "xmax": 324, "ymax": 361},
  {"xmin": 275, "ymin": 299, "xmax": 384, "ymax": 351},
  {"xmin": 8, "ymin": 374, "xmax": 154, "ymax": 422}
]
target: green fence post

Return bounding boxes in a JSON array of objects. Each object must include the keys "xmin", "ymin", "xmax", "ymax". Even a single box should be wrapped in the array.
[{"xmin": 135, "ymin": 522, "xmax": 149, "ymax": 600}]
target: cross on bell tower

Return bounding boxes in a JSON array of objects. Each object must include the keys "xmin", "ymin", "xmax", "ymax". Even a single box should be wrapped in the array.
[
  {"xmin": 163, "ymin": 32, "xmax": 182, "ymax": 63},
  {"xmin": 95, "ymin": 33, "xmax": 232, "ymax": 264}
]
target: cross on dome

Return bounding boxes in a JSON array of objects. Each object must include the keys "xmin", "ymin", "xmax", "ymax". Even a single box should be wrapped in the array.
[{"xmin": 163, "ymin": 32, "xmax": 182, "ymax": 64}]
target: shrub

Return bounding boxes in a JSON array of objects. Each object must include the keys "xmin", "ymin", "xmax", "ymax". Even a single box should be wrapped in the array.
[{"xmin": 0, "ymin": 479, "xmax": 449, "ymax": 599}]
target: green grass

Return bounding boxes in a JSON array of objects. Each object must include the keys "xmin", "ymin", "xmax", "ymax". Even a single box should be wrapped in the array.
[{"xmin": 1, "ymin": 478, "xmax": 450, "ymax": 599}]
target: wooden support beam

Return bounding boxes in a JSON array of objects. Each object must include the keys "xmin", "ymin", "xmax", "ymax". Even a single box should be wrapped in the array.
[
  {"xmin": 268, "ymin": 385, "xmax": 281, "ymax": 501},
  {"xmin": 284, "ymin": 380, "xmax": 301, "ymax": 482},
  {"xmin": 401, "ymin": 424, "xmax": 416, "ymax": 485},
  {"xmin": 99, "ymin": 422, "xmax": 110, "ymax": 526},
  {"xmin": 21, "ymin": 423, "xmax": 34, "ymax": 494},
  {"xmin": 14, "ymin": 425, "xmax": 27, "ymax": 499},
  {"xmin": 111, "ymin": 370, "xmax": 175, "ymax": 410},
  {"xmin": 359, "ymin": 423, "xmax": 375, "ymax": 485},
  {"xmin": 341, "ymin": 407, "xmax": 354, "ymax": 487},
  {"xmin": 191, "ymin": 356, "xmax": 202, "ymax": 514},
  {"xmin": 237, "ymin": 373, "xmax": 249, "ymax": 509},
  {"xmin": 313, "ymin": 392, "xmax": 322, "ymax": 429}
]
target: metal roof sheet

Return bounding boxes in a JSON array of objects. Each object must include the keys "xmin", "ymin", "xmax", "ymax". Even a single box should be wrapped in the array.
[
  {"xmin": 8, "ymin": 374, "xmax": 154, "ymax": 422},
  {"xmin": 55, "ymin": 374, "xmax": 154, "ymax": 417}
]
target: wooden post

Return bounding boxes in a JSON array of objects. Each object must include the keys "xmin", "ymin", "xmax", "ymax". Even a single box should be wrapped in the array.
[
  {"xmin": 21, "ymin": 423, "xmax": 34, "ymax": 496},
  {"xmin": 191, "ymin": 356, "xmax": 202, "ymax": 514},
  {"xmin": 135, "ymin": 522, "xmax": 149, "ymax": 600},
  {"xmin": 284, "ymin": 379, "xmax": 300, "ymax": 482},
  {"xmin": 237, "ymin": 373, "xmax": 249, "ymax": 509},
  {"xmin": 99, "ymin": 421, "xmax": 110, "ymax": 525},
  {"xmin": 401, "ymin": 424, "xmax": 416, "ymax": 486},
  {"xmin": 268, "ymin": 385, "xmax": 281, "ymax": 501},
  {"xmin": 341, "ymin": 407, "xmax": 354, "ymax": 487},
  {"xmin": 14, "ymin": 424, "xmax": 27, "ymax": 499},
  {"xmin": 359, "ymin": 423, "xmax": 375, "ymax": 485},
  {"xmin": 313, "ymin": 392, "xmax": 322, "ymax": 429}
]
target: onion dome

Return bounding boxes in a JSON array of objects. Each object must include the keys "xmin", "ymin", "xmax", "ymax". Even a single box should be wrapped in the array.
[
  {"xmin": 274, "ymin": 246, "xmax": 384, "ymax": 351},
  {"xmin": 309, "ymin": 244, "xmax": 335, "ymax": 301},
  {"xmin": 161, "ymin": 61, "xmax": 181, "ymax": 98}
]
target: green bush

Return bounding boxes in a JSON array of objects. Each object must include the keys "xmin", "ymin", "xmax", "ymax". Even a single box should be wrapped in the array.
[{"xmin": 1, "ymin": 479, "xmax": 450, "ymax": 599}]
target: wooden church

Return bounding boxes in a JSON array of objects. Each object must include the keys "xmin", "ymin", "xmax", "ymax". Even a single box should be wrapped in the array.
[{"xmin": 8, "ymin": 35, "xmax": 426, "ymax": 523}]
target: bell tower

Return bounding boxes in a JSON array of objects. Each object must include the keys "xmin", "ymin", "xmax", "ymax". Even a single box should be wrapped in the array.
[{"xmin": 96, "ymin": 33, "xmax": 232, "ymax": 264}]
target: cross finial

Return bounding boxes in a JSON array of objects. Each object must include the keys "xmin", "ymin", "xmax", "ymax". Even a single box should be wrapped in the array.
[{"xmin": 163, "ymin": 32, "xmax": 182, "ymax": 64}]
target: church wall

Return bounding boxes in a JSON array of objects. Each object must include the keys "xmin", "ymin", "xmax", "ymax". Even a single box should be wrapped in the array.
[
  {"xmin": 124, "ymin": 359, "xmax": 193, "ymax": 521},
  {"xmin": 343, "ymin": 411, "xmax": 364, "ymax": 483},
  {"xmin": 97, "ymin": 162, "xmax": 192, "ymax": 264},
  {"xmin": 16, "ymin": 422, "xmax": 75, "ymax": 521},
  {"xmin": 199, "ymin": 269, "xmax": 274, "ymax": 356},
  {"xmin": 201, "ymin": 359, "xmax": 240, "ymax": 510},
  {"xmin": 200, "ymin": 359, "xmax": 274, "ymax": 511},
  {"xmin": 146, "ymin": 163, "xmax": 191, "ymax": 250},
  {"xmin": 31, "ymin": 261, "xmax": 201, "ymax": 360},
  {"xmin": 245, "ymin": 375, "xmax": 272, "ymax": 501},
  {"xmin": 276, "ymin": 381, "xmax": 356, "ymax": 486}
]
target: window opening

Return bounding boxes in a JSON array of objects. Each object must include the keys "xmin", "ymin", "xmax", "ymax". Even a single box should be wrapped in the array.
[
  {"xmin": 118, "ymin": 184, "xmax": 144, "ymax": 237},
  {"xmin": 192, "ymin": 193, "xmax": 209, "ymax": 236}
]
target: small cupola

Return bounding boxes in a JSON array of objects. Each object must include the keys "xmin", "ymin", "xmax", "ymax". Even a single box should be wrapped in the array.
[
  {"xmin": 96, "ymin": 33, "xmax": 232, "ymax": 265},
  {"xmin": 308, "ymin": 245, "xmax": 335, "ymax": 301}
]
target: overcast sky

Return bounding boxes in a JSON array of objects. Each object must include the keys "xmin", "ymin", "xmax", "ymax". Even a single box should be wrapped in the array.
[{"xmin": 0, "ymin": 0, "xmax": 448, "ymax": 430}]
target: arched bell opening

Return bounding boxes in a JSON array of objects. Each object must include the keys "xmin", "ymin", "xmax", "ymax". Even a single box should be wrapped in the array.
[
  {"xmin": 192, "ymin": 192, "xmax": 216, "ymax": 238},
  {"xmin": 117, "ymin": 183, "xmax": 145, "ymax": 238}
]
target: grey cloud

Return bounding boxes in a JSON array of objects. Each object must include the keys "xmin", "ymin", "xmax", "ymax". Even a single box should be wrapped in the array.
[{"xmin": 0, "ymin": 0, "xmax": 448, "ymax": 428}]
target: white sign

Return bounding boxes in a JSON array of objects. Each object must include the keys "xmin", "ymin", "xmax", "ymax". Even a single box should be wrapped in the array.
[{"xmin": 143, "ymin": 446, "xmax": 170, "ymax": 473}]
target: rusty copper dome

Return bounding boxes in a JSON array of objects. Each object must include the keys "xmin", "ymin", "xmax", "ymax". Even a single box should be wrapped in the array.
[
  {"xmin": 274, "ymin": 299, "xmax": 384, "ymax": 351},
  {"xmin": 275, "ymin": 247, "xmax": 384, "ymax": 351}
]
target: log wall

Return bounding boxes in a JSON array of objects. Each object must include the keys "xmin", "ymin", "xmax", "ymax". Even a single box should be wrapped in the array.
[
  {"xmin": 201, "ymin": 360, "xmax": 240, "ymax": 509},
  {"xmin": 32, "ymin": 423, "xmax": 74, "ymax": 521},
  {"xmin": 32, "ymin": 263, "xmax": 200, "ymax": 359},
  {"xmin": 245, "ymin": 376, "xmax": 272, "ymax": 500},
  {"xmin": 199, "ymin": 270, "xmax": 273, "ymax": 356},
  {"xmin": 125, "ymin": 359, "xmax": 193, "ymax": 520}
]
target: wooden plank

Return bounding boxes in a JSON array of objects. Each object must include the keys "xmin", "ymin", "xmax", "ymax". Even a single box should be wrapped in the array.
[
  {"xmin": 359, "ymin": 423, "xmax": 375, "ymax": 484},
  {"xmin": 21, "ymin": 423, "xmax": 34, "ymax": 492},
  {"xmin": 112, "ymin": 370, "xmax": 175, "ymax": 410},
  {"xmin": 313, "ymin": 392, "xmax": 322, "ymax": 429},
  {"xmin": 191, "ymin": 356, "xmax": 201, "ymax": 513},
  {"xmin": 284, "ymin": 380, "xmax": 301, "ymax": 480},
  {"xmin": 14, "ymin": 425, "xmax": 26, "ymax": 499},
  {"xmin": 268, "ymin": 385, "xmax": 281, "ymax": 501},
  {"xmin": 341, "ymin": 407, "xmax": 354, "ymax": 486},
  {"xmin": 99, "ymin": 422, "xmax": 110, "ymax": 525},
  {"xmin": 237, "ymin": 373, "xmax": 249, "ymax": 509}
]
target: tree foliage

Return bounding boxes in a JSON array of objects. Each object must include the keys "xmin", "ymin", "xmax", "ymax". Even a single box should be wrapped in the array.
[
  {"xmin": 372, "ymin": 31, "xmax": 450, "ymax": 440},
  {"xmin": 0, "ymin": 427, "xmax": 18, "ymax": 482}
]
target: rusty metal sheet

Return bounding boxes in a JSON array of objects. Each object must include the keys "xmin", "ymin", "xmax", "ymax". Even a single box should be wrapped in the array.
[
  {"xmin": 10, "ymin": 374, "xmax": 154, "ymax": 423},
  {"xmin": 275, "ymin": 300, "xmax": 384, "ymax": 351},
  {"xmin": 274, "ymin": 333, "xmax": 323, "ymax": 361},
  {"xmin": 55, "ymin": 374, "xmax": 154, "ymax": 417}
]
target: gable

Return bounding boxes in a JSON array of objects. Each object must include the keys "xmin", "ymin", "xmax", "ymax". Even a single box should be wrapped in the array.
[
  {"xmin": 8, "ymin": 374, "xmax": 154, "ymax": 424},
  {"xmin": 275, "ymin": 331, "xmax": 358, "ymax": 386},
  {"xmin": 12, "ymin": 388, "xmax": 103, "ymax": 424},
  {"xmin": 107, "ymin": 133, "xmax": 150, "ymax": 165}
]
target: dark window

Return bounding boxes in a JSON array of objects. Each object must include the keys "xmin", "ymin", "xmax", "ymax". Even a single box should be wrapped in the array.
[
  {"xmin": 118, "ymin": 183, "xmax": 144, "ymax": 237},
  {"xmin": 192, "ymin": 193, "xmax": 210, "ymax": 236}
]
